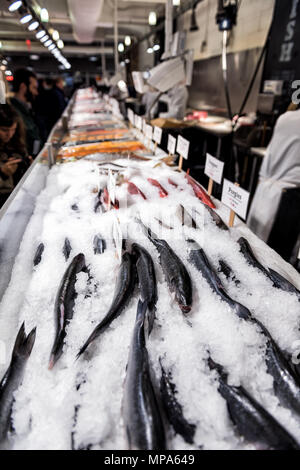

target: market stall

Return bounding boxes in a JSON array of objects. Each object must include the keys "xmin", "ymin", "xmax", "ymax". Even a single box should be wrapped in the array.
[{"xmin": 0, "ymin": 88, "xmax": 300, "ymax": 451}]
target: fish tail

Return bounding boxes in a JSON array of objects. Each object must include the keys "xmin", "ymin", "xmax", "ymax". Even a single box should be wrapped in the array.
[
  {"xmin": 134, "ymin": 218, "xmax": 158, "ymax": 242},
  {"xmin": 147, "ymin": 306, "xmax": 156, "ymax": 336},
  {"xmin": 12, "ymin": 323, "xmax": 36, "ymax": 360},
  {"xmin": 76, "ymin": 326, "xmax": 102, "ymax": 359},
  {"xmin": 207, "ymin": 355, "xmax": 227, "ymax": 380},
  {"xmin": 136, "ymin": 299, "xmax": 148, "ymax": 323}
]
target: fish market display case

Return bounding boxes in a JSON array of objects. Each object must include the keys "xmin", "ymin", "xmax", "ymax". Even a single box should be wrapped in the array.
[{"xmin": 0, "ymin": 88, "xmax": 300, "ymax": 451}]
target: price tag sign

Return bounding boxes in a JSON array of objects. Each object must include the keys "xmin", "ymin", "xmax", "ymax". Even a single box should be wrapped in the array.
[
  {"xmin": 167, "ymin": 134, "xmax": 176, "ymax": 155},
  {"xmin": 136, "ymin": 115, "xmax": 142, "ymax": 130},
  {"xmin": 205, "ymin": 153, "xmax": 225, "ymax": 184},
  {"xmin": 107, "ymin": 169, "xmax": 116, "ymax": 204},
  {"xmin": 153, "ymin": 126, "xmax": 162, "ymax": 144},
  {"xmin": 221, "ymin": 179, "xmax": 250, "ymax": 220},
  {"xmin": 146, "ymin": 124, "xmax": 153, "ymax": 140},
  {"xmin": 149, "ymin": 141, "xmax": 156, "ymax": 152},
  {"xmin": 143, "ymin": 119, "xmax": 147, "ymax": 135},
  {"xmin": 176, "ymin": 135, "xmax": 190, "ymax": 160}
]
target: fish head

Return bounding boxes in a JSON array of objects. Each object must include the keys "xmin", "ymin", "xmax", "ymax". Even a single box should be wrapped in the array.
[
  {"xmin": 75, "ymin": 253, "xmax": 86, "ymax": 272},
  {"xmin": 176, "ymin": 291, "xmax": 192, "ymax": 315}
]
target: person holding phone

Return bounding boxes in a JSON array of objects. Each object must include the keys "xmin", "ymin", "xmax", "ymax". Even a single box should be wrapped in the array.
[{"xmin": 0, "ymin": 104, "xmax": 32, "ymax": 206}]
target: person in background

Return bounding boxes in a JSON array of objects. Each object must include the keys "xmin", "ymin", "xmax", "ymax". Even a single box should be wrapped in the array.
[
  {"xmin": 247, "ymin": 106, "xmax": 300, "ymax": 242},
  {"xmin": 142, "ymin": 86, "xmax": 160, "ymax": 120},
  {"xmin": 34, "ymin": 77, "xmax": 67, "ymax": 141},
  {"xmin": 34, "ymin": 78, "xmax": 55, "ymax": 141},
  {"xmin": 10, "ymin": 68, "xmax": 42, "ymax": 157},
  {"xmin": 159, "ymin": 80, "xmax": 188, "ymax": 121},
  {"xmin": 53, "ymin": 77, "xmax": 67, "ymax": 115},
  {"xmin": 0, "ymin": 104, "xmax": 32, "ymax": 206}
]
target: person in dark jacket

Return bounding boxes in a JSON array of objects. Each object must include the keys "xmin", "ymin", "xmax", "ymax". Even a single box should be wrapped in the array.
[
  {"xmin": 0, "ymin": 104, "xmax": 32, "ymax": 206},
  {"xmin": 53, "ymin": 77, "xmax": 67, "ymax": 115},
  {"xmin": 10, "ymin": 68, "xmax": 42, "ymax": 157}
]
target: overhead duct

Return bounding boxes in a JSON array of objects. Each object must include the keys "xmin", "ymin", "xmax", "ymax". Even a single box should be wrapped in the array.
[{"xmin": 67, "ymin": 0, "xmax": 104, "ymax": 44}]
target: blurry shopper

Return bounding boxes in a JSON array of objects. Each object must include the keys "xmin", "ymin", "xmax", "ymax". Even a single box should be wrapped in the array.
[
  {"xmin": 10, "ymin": 68, "xmax": 42, "ymax": 157},
  {"xmin": 35, "ymin": 77, "xmax": 67, "ymax": 140},
  {"xmin": 248, "ymin": 108, "xmax": 300, "ymax": 241},
  {"xmin": 0, "ymin": 104, "xmax": 32, "ymax": 206},
  {"xmin": 142, "ymin": 87, "xmax": 160, "ymax": 120},
  {"xmin": 53, "ymin": 77, "xmax": 67, "ymax": 114},
  {"xmin": 159, "ymin": 80, "xmax": 188, "ymax": 121}
]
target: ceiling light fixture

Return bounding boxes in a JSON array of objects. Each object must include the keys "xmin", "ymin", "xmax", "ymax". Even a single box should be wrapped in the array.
[
  {"xmin": 173, "ymin": 0, "xmax": 180, "ymax": 5},
  {"xmin": 57, "ymin": 40, "xmax": 64, "ymax": 49},
  {"xmin": 36, "ymin": 30, "xmax": 46, "ymax": 39},
  {"xmin": 147, "ymin": 47, "xmax": 153, "ymax": 53},
  {"xmin": 48, "ymin": 44, "xmax": 55, "ymax": 51},
  {"xmin": 153, "ymin": 44, "xmax": 160, "ymax": 51},
  {"xmin": 28, "ymin": 20, "xmax": 39, "ymax": 31},
  {"xmin": 148, "ymin": 11, "xmax": 157, "ymax": 25},
  {"xmin": 44, "ymin": 39, "xmax": 52, "ymax": 47},
  {"xmin": 40, "ymin": 8, "xmax": 49, "ymax": 22},
  {"xmin": 8, "ymin": 1, "xmax": 22, "ymax": 12},
  {"xmin": 118, "ymin": 43, "xmax": 124, "ymax": 52},
  {"xmin": 52, "ymin": 30, "xmax": 59, "ymax": 41},
  {"xmin": 20, "ymin": 13, "xmax": 32, "ymax": 24},
  {"xmin": 124, "ymin": 35, "xmax": 131, "ymax": 46},
  {"xmin": 40, "ymin": 35, "xmax": 49, "ymax": 42}
]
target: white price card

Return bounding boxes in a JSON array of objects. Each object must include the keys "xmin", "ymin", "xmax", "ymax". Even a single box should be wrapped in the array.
[
  {"xmin": 142, "ymin": 119, "xmax": 147, "ymax": 135},
  {"xmin": 221, "ymin": 179, "xmax": 250, "ymax": 220},
  {"xmin": 153, "ymin": 126, "xmax": 162, "ymax": 144},
  {"xmin": 205, "ymin": 153, "xmax": 225, "ymax": 184},
  {"xmin": 107, "ymin": 169, "xmax": 116, "ymax": 204},
  {"xmin": 136, "ymin": 115, "xmax": 142, "ymax": 130},
  {"xmin": 146, "ymin": 124, "xmax": 153, "ymax": 140},
  {"xmin": 150, "ymin": 141, "xmax": 156, "ymax": 152},
  {"xmin": 176, "ymin": 135, "xmax": 190, "ymax": 159},
  {"xmin": 167, "ymin": 134, "xmax": 176, "ymax": 155}
]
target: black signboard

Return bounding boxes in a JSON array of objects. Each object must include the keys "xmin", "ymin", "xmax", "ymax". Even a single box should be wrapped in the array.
[{"xmin": 262, "ymin": 0, "xmax": 300, "ymax": 112}]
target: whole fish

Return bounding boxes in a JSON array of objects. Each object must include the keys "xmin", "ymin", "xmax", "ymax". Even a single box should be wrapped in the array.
[
  {"xmin": 0, "ymin": 323, "xmax": 36, "ymax": 442},
  {"xmin": 189, "ymin": 241, "xmax": 300, "ymax": 415},
  {"xmin": 63, "ymin": 238, "xmax": 72, "ymax": 261},
  {"xmin": 177, "ymin": 205, "xmax": 197, "ymax": 228},
  {"xmin": 93, "ymin": 235, "xmax": 106, "ymax": 255},
  {"xmin": 77, "ymin": 252, "xmax": 136, "ymax": 358},
  {"xmin": 136, "ymin": 220, "xmax": 192, "ymax": 314},
  {"xmin": 127, "ymin": 182, "xmax": 147, "ymax": 200},
  {"xmin": 122, "ymin": 300, "xmax": 166, "ymax": 450},
  {"xmin": 168, "ymin": 178, "xmax": 179, "ymax": 188},
  {"xmin": 185, "ymin": 173, "xmax": 215, "ymax": 209},
  {"xmin": 208, "ymin": 357, "xmax": 299, "ymax": 450},
  {"xmin": 132, "ymin": 243, "xmax": 157, "ymax": 334},
  {"xmin": 49, "ymin": 253, "xmax": 86, "ymax": 369},
  {"xmin": 265, "ymin": 337, "xmax": 300, "ymax": 416},
  {"xmin": 33, "ymin": 243, "xmax": 44, "ymax": 267},
  {"xmin": 238, "ymin": 237, "xmax": 300, "ymax": 300},
  {"xmin": 203, "ymin": 206, "xmax": 228, "ymax": 231},
  {"xmin": 94, "ymin": 188, "xmax": 103, "ymax": 213},
  {"xmin": 102, "ymin": 188, "xmax": 119, "ymax": 210},
  {"xmin": 147, "ymin": 178, "xmax": 168, "ymax": 198},
  {"xmin": 188, "ymin": 241, "xmax": 250, "ymax": 320},
  {"xmin": 159, "ymin": 358, "xmax": 196, "ymax": 444}
]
